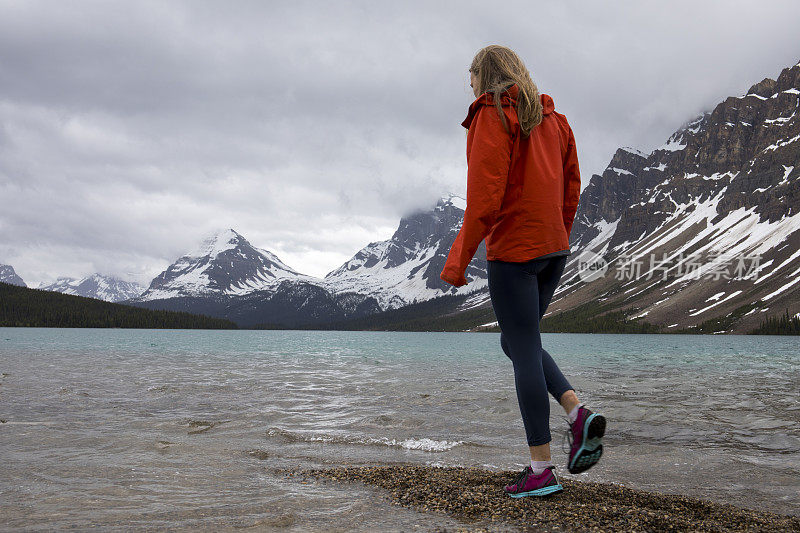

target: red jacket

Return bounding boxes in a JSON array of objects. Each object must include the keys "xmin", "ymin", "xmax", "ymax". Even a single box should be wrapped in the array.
[{"xmin": 440, "ymin": 84, "xmax": 581, "ymax": 287}]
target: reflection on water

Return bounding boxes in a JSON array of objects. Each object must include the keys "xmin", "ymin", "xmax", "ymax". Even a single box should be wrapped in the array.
[{"xmin": 1, "ymin": 328, "xmax": 798, "ymax": 529}]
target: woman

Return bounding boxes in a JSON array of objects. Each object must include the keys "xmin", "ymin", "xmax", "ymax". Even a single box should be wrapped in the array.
[{"xmin": 440, "ymin": 45, "xmax": 606, "ymax": 497}]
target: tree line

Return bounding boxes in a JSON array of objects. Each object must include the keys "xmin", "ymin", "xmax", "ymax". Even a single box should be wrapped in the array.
[
  {"xmin": 750, "ymin": 309, "xmax": 800, "ymax": 335},
  {"xmin": 0, "ymin": 282, "xmax": 237, "ymax": 329}
]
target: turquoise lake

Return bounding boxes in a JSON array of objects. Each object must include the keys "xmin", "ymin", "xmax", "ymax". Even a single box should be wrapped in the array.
[{"xmin": 1, "ymin": 329, "xmax": 798, "ymax": 530}]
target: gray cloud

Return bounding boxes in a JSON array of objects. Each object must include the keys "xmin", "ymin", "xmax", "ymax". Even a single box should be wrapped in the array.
[{"xmin": 1, "ymin": 0, "xmax": 799, "ymax": 284}]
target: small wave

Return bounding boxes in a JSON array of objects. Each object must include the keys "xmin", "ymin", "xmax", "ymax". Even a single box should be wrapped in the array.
[
  {"xmin": 385, "ymin": 437, "xmax": 464, "ymax": 452},
  {"xmin": 186, "ymin": 419, "xmax": 225, "ymax": 435},
  {"xmin": 246, "ymin": 449, "xmax": 271, "ymax": 460},
  {"xmin": 373, "ymin": 414, "xmax": 393, "ymax": 425},
  {"xmin": 147, "ymin": 384, "xmax": 180, "ymax": 393},
  {"xmin": 266, "ymin": 427, "xmax": 464, "ymax": 452},
  {"xmin": 425, "ymin": 460, "xmax": 455, "ymax": 468}
]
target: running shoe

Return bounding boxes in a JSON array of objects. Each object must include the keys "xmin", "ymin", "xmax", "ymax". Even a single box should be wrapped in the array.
[
  {"xmin": 565, "ymin": 405, "xmax": 606, "ymax": 474},
  {"xmin": 503, "ymin": 465, "xmax": 563, "ymax": 497}
]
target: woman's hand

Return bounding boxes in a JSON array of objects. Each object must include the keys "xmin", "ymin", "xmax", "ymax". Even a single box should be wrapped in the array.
[{"xmin": 440, "ymin": 269, "xmax": 468, "ymax": 287}]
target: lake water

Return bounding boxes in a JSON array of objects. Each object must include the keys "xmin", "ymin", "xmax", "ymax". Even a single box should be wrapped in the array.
[{"xmin": 1, "ymin": 328, "xmax": 798, "ymax": 530}]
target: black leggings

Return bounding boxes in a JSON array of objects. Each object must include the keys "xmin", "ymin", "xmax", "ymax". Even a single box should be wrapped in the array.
[{"xmin": 488, "ymin": 254, "xmax": 573, "ymax": 447}]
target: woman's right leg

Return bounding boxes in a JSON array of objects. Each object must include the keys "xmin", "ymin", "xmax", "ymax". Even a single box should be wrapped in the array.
[{"xmin": 488, "ymin": 259, "xmax": 553, "ymax": 451}]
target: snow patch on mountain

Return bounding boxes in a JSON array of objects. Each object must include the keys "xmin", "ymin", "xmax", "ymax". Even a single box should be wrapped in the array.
[
  {"xmin": 444, "ymin": 193, "xmax": 467, "ymax": 211},
  {"xmin": 621, "ymin": 146, "xmax": 649, "ymax": 158},
  {"xmin": 656, "ymin": 135, "xmax": 687, "ymax": 152}
]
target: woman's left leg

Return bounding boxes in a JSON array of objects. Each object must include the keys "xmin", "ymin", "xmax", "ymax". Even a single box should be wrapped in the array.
[
  {"xmin": 488, "ymin": 259, "xmax": 562, "ymax": 455},
  {"xmin": 535, "ymin": 255, "xmax": 579, "ymax": 414},
  {"xmin": 500, "ymin": 335, "xmax": 573, "ymax": 407}
]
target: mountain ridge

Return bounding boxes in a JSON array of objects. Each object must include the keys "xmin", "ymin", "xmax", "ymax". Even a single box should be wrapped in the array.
[{"xmin": 38, "ymin": 273, "xmax": 144, "ymax": 302}]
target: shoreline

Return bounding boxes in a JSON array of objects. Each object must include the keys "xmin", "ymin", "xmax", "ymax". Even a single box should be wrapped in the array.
[{"xmin": 285, "ymin": 463, "xmax": 800, "ymax": 532}]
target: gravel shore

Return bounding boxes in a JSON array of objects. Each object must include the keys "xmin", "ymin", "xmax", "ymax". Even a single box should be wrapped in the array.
[{"xmin": 287, "ymin": 464, "xmax": 800, "ymax": 532}]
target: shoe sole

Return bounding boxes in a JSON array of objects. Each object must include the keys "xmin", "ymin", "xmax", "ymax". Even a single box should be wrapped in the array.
[
  {"xmin": 568, "ymin": 414, "xmax": 606, "ymax": 474},
  {"xmin": 507, "ymin": 483, "xmax": 564, "ymax": 498}
]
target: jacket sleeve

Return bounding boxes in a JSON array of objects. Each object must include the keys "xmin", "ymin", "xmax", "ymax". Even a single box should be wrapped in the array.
[
  {"xmin": 441, "ymin": 106, "xmax": 513, "ymax": 287},
  {"xmin": 562, "ymin": 126, "xmax": 581, "ymax": 237}
]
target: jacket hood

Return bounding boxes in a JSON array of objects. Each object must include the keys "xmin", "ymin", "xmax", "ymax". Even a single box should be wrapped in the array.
[{"xmin": 462, "ymin": 84, "xmax": 555, "ymax": 129}]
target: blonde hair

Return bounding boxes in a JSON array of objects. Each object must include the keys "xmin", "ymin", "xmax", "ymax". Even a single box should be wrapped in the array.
[{"xmin": 469, "ymin": 45, "xmax": 543, "ymax": 136}]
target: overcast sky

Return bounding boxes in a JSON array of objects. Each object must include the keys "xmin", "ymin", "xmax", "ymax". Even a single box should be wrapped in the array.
[{"xmin": 2, "ymin": 0, "xmax": 799, "ymax": 286}]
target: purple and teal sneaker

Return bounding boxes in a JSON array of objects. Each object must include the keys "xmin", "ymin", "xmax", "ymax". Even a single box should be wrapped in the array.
[
  {"xmin": 566, "ymin": 406, "xmax": 606, "ymax": 474},
  {"xmin": 503, "ymin": 466, "xmax": 563, "ymax": 498}
]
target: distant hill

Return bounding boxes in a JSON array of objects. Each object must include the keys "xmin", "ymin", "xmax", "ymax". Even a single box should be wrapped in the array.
[{"xmin": 0, "ymin": 282, "xmax": 236, "ymax": 329}]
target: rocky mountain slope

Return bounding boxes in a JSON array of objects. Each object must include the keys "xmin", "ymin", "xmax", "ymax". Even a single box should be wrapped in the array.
[
  {"xmin": 38, "ymin": 273, "xmax": 143, "ymax": 302},
  {"xmin": 543, "ymin": 59, "xmax": 800, "ymax": 333},
  {"xmin": 0, "ymin": 264, "xmax": 26, "ymax": 287},
  {"xmin": 322, "ymin": 195, "xmax": 487, "ymax": 309}
]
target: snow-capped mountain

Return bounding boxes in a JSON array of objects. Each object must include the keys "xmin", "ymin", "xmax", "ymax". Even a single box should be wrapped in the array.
[
  {"xmin": 38, "ymin": 274, "xmax": 144, "ymax": 302},
  {"xmin": 0, "ymin": 264, "xmax": 26, "ymax": 287},
  {"xmin": 547, "ymin": 58, "xmax": 800, "ymax": 333},
  {"xmin": 137, "ymin": 228, "xmax": 314, "ymax": 300},
  {"xmin": 322, "ymin": 195, "xmax": 487, "ymax": 309},
  {"xmin": 130, "ymin": 228, "xmax": 381, "ymax": 327},
  {"xmin": 128, "ymin": 199, "xmax": 489, "ymax": 326}
]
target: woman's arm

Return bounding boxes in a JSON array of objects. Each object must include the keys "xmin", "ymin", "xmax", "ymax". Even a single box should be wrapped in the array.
[{"xmin": 441, "ymin": 106, "xmax": 514, "ymax": 286}]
